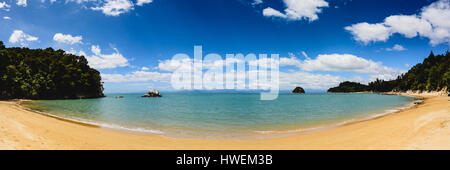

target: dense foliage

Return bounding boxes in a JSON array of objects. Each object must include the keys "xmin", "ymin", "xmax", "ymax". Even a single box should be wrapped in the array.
[
  {"xmin": 328, "ymin": 51, "xmax": 450, "ymax": 93},
  {"xmin": 0, "ymin": 41, "xmax": 104, "ymax": 99},
  {"xmin": 327, "ymin": 81, "xmax": 369, "ymax": 93}
]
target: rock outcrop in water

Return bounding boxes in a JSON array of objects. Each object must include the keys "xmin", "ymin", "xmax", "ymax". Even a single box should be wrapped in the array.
[
  {"xmin": 292, "ymin": 87, "xmax": 305, "ymax": 94},
  {"xmin": 142, "ymin": 89, "xmax": 162, "ymax": 97}
]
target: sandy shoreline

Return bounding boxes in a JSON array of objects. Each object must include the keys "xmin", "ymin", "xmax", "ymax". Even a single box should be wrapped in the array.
[{"xmin": 0, "ymin": 94, "xmax": 449, "ymax": 150}]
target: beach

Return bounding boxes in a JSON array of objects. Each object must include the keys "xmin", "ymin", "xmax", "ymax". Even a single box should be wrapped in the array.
[{"xmin": 0, "ymin": 94, "xmax": 448, "ymax": 150}]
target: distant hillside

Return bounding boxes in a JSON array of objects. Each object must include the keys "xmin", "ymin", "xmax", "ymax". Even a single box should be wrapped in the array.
[
  {"xmin": 0, "ymin": 41, "xmax": 104, "ymax": 99},
  {"xmin": 328, "ymin": 51, "xmax": 450, "ymax": 93},
  {"xmin": 327, "ymin": 82, "xmax": 369, "ymax": 93}
]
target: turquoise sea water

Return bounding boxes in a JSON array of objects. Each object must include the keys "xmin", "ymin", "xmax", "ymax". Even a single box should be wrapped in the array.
[{"xmin": 24, "ymin": 93, "xmax": 414, "ymax": 139}]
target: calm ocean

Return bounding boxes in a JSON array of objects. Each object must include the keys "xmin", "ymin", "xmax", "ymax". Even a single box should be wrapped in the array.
[{"xmin": 24, "ymin": 93, "xmax": 414, "ymax": 139}]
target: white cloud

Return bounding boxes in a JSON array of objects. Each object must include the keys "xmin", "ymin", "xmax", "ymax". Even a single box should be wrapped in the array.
[
  {"xmin": 66, "ymin": 48, "xmax": 77, "ymax": 55},
  {"xmin": 421, "ymin": 0, "xmax": 450, "ymax": 30},
  {"xmin": 384, "ymin": 15, "xmax": 432, "ymax": 38},
  {"xmin": 91, "ymin": 45, "xmax": 101, "ymax": 55},
  {"xmin": 0, "ymin": 1, "xmax": 11, "ymax": 11},
  {"xmin": 263, "ymin": 7, "xmax": 287, "ymax": 18},
  {"xmin": 62, "ymin": 0, "xmax": 94, "ymax": 4},
  {"xmin": 262, "ymin": 0, "xmax": 328, "ymax": 21},
  {"xmin": 252, "ymin": 0, "xmax": 263, "ymax": 5},
  {"xmin": 155, "ymin": 57, "xmax": 240, "ymax": 73},
  {"xmin": 345, "ymin": 0, "xmax": 450, "ymax": 46},
  {"xmin": 155, "ymin": 58, "xmax": 194, "ymax": 72},
  {"xmin": 91, "ymin": 0, "xmax": 134, "ymax": 16},
  {"xmin": 421, "ymin": 0, "xmax": 450, "ymax": 46},
  {"xmin": 107, "ymin": 59, "xmax": 345, "ymax": 90},
  {"xmin": 102, "ymin": 69, "xmax": 357, "ymax": 90},
  {"xmin": 279, "ymin": 53, "xmax": 405, "ymax": 81},
  {"xmin": 156, "ymin": 52, "xmax": 404, "ymax": 79},
  {"xmin": 8, "ymin": 30, "xmax": 38, "ymax": 46},
  {"xmin": 102, "ymin": 71, "xmax": 171, "ymax": 82},
  {"xmin": 3, "ymin": 16, "xmax": 10, "ymax": 20},
  {"xmin": 72, "ymin": 0, "xmax": 93, "ymax": 3},
  {"xmin": 40, "ymin": 0, "xmax": 57, "ymax": 3},
  {"xmin": 64, "ymin": 0, "xmax": 152, "ymax": 16},
  {"xmin": 53, "ymin": 33, "xmax": 83, "ymax": 44},
  {"xmin": 79, "ymin": 45, "xmax": 129, "ymax": 69},
  {"xmin": 386, "ymin": 44, "xmax": 407, "ymax": 51},
  {"xmin": 108, "ymin": 52, "xmax": 406, "ymax": 90},
  {"xmin": 105, "ymin": 66, "xmax": 369, "ymax": 90},
  {"xmin": 344, "ymin": 23, "xmax": 391, "ymax": 44},
  {"xmin": 278, "ymin": 71, "xmax": 342, "ymax": 90},
  {"xmin": 151, "ymin": 52, "xmax": 404, "ymax": 90},
  {"xmin": 136, "ymin": 0, "xmax": 152, "ymax": 6},
  {"xmin": 16, "ymin": 0, "xmax": 26, "ymax": 7},
  {"xmin": 301, "ymin": 54, "xmax": 401, "ymax": 75},
  {"xmin": 0, "ymin": 2, "xmax": 7, "ymax": 8},
  {"xmin": 280, "ymin": 56, "xmax": 302, "ymax": 67},
  {"xmin": 109, "ymin": 50, "xmax": 407, "ymax": 90},
  {"xmin": 279, "ymin": 72, "xmax": 369, "ymax": 90}
]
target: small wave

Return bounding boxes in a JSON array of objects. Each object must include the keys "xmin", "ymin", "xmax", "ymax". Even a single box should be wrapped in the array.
[
  {"xmin": 18, "ymin": 103, "xmax": 164, "ymax": 135},
  {"xmin": 255, "ymin": 125, "xmax": 334, "ymax": 135}
]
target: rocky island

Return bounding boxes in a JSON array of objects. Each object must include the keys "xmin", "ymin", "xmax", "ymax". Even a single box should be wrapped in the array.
[
  {"xmin": 292, "ymin": 87, "xmax": 305, "ymax": 94},
  {"xmin": 142, "ymin": 89, "xmax": 162, "ymax": 97}
]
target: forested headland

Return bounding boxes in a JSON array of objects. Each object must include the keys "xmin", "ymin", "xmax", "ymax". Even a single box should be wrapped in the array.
[
  {"xmin": 0, "ymin": 41, "xmax": 104, "ymax": 99},
  {"xmin": 328, "ymin": 51, "xmax": 450, "ymax": 93}
]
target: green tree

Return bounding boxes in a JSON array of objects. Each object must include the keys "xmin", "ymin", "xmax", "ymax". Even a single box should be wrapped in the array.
[
  {"xmin": 0, "ymin": 41, "xmax": 104, "ymax": 99},
  {"xmin": 328, "ymin": 51, "xmax": 450, "ymax": 93}
]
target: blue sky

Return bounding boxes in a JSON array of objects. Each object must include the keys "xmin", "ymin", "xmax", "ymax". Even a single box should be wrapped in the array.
[{"xmin": 1, "ymin": 0, "xmax": 449, "ymax": 93}]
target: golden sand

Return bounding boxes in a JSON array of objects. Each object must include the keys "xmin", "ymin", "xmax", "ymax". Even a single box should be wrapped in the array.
[{"xmin": 0, "ymin": 94, "xmax": 448, "ymax": 150}]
